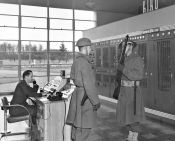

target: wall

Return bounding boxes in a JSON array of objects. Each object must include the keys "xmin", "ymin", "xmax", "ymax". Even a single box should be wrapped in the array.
[
  {"xmin": 96, "ymin": 11, "xmax": 134, "ymax": 26},
  {"xmin": 83, "ymin": 5, "xmax": 175, "ymax": 41}
]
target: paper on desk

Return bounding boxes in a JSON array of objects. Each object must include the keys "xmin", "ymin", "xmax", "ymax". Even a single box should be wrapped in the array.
[
  {"xmin": 62, "ymin": 85, "xmax": 76, "ymax": 99},
  {"xmin": 43, "ymin": 76, "xmax": 66, "ymax": 92}
]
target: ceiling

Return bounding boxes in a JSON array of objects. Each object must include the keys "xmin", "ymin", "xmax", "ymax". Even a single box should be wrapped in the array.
[{"xmin": 0, "ymin": 0, "xmax": 175, "ymax": 14}]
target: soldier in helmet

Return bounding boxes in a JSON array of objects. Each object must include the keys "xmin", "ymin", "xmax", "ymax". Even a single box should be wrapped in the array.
[
  {"xmin": 66, "ymin": 38, "xmax": 101, "ymax": 141},
  {"xmin": 116, "ymin": 40, "xmax": 145, "ymax": 141}
]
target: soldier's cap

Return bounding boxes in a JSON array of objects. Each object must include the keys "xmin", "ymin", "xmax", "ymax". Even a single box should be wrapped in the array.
[
  {"xmin": 127, "ymin": 40, "xmax": 137, "ymax": 48},
  {"xmin": 76, "ymin": 38, "xmax": 91, "ymax": 47}
]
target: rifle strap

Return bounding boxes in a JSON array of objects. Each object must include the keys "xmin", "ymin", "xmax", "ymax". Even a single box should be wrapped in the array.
[
  {"xmin": 80, "ymin": 71, "xmax": 88, "ymax": 106},
  {"xmin": 134, "ymin": 81, "xmax": 137, "ymax": 115}
]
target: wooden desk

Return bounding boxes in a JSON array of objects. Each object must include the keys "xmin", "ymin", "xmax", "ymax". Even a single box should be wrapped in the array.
[{"xmin": 36, "ymin": 97, "xmax": 71, "ymax": 141}]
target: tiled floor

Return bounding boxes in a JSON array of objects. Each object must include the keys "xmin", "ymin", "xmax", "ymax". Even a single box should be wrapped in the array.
[
  {"xmin": 89, "ymin": 104, "xmax": 175, "ymax": 141},
  {"xmin": 0, "ymin": 96, "xmax": 175, "ymax": 141}
]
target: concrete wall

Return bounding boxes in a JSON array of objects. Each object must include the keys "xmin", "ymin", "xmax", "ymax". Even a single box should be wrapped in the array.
[{"xmin": 84, "ymin": 5, "xmax": 175, "ymax": 41}]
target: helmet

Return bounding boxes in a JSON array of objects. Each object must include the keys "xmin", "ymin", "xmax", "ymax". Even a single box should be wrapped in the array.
[
  {"xmin": 76, "ymin": 38, "xmax": 91, "ymax": 47},
  {"xmin": 127, "ymin": 40, "xmax": 137, "ymax": 48}
]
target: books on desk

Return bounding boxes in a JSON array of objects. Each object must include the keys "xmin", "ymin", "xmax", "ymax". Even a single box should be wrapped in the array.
[{"xmin": 61, "ymin": 85, "xmax": 76, "ymax": 99}]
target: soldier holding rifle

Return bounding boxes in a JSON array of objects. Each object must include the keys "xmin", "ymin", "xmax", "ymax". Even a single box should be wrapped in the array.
[{"xmin": 115, "ymin": 37, "xmax": 145, "ymax": 141}]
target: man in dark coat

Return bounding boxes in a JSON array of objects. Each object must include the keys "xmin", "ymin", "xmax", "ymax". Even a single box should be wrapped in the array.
[
  {"xmin": 66, "ymin": 38, "xmax": 101, "ymax": 141},
  {"xmin": 116, "ymin": 40, "xmax": 145, "ymax": 141},
  {"xmin": 9, "ymin": 70, "xmax": 42, "ymax": 125}
]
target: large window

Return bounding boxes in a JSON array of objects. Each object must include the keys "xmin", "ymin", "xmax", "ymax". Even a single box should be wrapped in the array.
[
  {"xmin": 0, "ymin": 15, "xmax": 18, "ymax": 27},
  {"xmin": 22, "ymin": 17, "xmax": 47, "ymax": 29},
  {"xmin": 0, "ymin": 3, "xmax": 96, "ymax": 92},
  {"xmin": 75, "ymin": 10, "xmax": 96, "ymax": 21},
  {"xmin": 0, "ymin": 28, "xmax": 18, "ymax": 40},
  {"xmin": 75, "ymin": 21, "xmax": 96, "ymax": 30},
  {"xmin": 50, "ymin": 19, "xmax": 72, "ymax": 30},
  {"xmin": 49, "ymin": 8, "xmax": 73, "ymax": 19},
  {"xmin": 0, "ymin": 3, "xmax": 18, "ymax": 15},
  {"xmin": 21, "ymin": 5, "xmax": 47, "ymax": 17}
]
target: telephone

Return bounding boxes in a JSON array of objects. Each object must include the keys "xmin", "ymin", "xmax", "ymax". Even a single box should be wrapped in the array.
[{"xmin": 47, "ymin": 92, "xmax": 63, "ymax": 101}]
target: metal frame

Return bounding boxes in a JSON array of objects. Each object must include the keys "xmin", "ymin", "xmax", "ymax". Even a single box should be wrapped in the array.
[
  {"xmin": 0, "ymin": 97, "xmax": 32, "ymax": 140},
  {"xmin": 0, "ymin": 1, "xmax": 96, "ymax": 83}
]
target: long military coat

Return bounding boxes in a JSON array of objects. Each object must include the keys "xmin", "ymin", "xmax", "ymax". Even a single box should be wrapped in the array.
[
  {"xmin": 116, "ymin": 52, "xmax": 145, "ymax": 125},
  {"xmin": 66, "ymin": 53, "xmax": 100, "ymax": 128}
]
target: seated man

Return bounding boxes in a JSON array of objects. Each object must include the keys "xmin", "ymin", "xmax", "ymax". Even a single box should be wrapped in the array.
[{"xmin": 9, "ymin": 70, "xmax": 42, "ymax": 125}]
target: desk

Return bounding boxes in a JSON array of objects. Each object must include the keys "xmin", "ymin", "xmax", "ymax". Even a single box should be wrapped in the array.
[{"xmin": 36, "ymin": 97, "xmax": 72, "ymax": 141}]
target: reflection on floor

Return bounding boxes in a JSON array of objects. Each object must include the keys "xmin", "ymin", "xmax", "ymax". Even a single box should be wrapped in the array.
[
  {"xmin": 0, "ymin": 96, "xmax": 175, "ymax": 141},
  {"xmin": 89, "ymin": 105, "xmax": 175, "ymax": 141}
]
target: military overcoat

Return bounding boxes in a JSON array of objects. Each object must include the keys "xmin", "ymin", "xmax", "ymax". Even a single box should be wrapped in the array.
[
  {"xmin": 66, "ymin": 53, "xmax": 100, "ymax": 128},
  {"xmin": 116, "ymin": 52, "xmax": 145, "ymax": 125}
]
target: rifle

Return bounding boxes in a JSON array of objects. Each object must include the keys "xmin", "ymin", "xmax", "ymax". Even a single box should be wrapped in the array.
[{"xmin": 113, "ymin": 35, "xmax": 129, "ymax": 99}]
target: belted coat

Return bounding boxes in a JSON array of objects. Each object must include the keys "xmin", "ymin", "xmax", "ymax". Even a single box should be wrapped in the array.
[
  {"xmin": 66, "ymin": 53, "xmax": 100, "ymax": 128},
  {"xmin": 116, "ymin": 52, "xmax": 145, "ymax": 125}
]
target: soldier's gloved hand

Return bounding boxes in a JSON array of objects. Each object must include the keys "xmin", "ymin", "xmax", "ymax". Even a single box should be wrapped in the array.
[
  {"xmin": 93, "ymin": 103, "xmax": 101, "ymax": 111},
  {"xmin": 117, "ymin": 64, "xmax": 124, "ymax": 72}
]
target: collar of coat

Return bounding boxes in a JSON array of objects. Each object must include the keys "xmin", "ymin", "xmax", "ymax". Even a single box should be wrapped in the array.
[
  {"xmin": 76, "ymin": 53, "xmax": 91, "ymax": 63},
  {"xmin": 20, "ymin": 80, "xmax": 30, "ymax": 86}
]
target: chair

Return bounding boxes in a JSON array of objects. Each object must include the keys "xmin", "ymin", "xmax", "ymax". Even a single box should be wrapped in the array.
[{"xmin": 0, "ymin": 96, "xmax": 32, "ymax": 140}]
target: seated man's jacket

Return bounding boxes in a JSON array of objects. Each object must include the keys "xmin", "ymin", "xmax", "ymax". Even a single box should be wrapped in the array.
[{"xmin": 10, "ymin": 80, "xmax": 40, "ymax": 106}]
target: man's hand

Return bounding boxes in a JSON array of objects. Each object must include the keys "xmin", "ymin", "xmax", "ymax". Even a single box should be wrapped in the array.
[
  {"xmin": 32, "ymin": 79, "xmax": 37, "ymax": 85},
  {"xmin": 93, "ymin": 103, "xmax": 101, "ymax": 111}
]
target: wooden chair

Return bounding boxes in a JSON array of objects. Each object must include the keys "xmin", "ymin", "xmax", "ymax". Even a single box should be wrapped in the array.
[{"xmin": 0, "ymin": 96, "xmax": 32, "ymax": 140}]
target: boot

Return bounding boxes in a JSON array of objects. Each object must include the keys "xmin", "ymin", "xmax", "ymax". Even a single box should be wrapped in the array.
[
  {"xmin": 132, "ymin": 132, "xmax": 138, "ymax": 141},
  {"xmin": 126, "ymin": 131, "xmax": 134, "ymax": 141}
]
